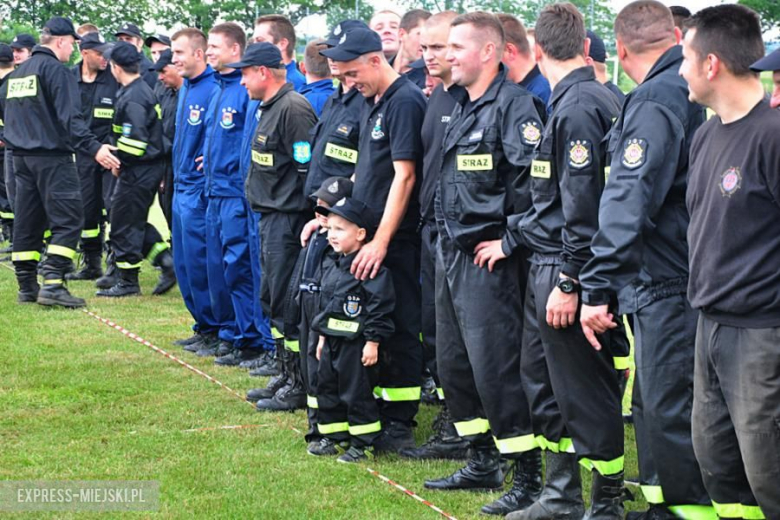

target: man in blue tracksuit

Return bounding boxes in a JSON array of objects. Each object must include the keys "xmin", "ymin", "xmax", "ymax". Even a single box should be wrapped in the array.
[
  {"xmin": 170, "ymin": 28, "xmax": 221, "ymax": 352},
  {"xmin": 200, "ymin": 23, "xmax": 272, "ymax": 366}
]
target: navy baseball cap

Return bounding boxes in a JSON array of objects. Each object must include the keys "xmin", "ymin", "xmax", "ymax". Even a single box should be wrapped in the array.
[
  {"xmin": 44, "ymin": 17, "xmax": 80, "ymax": 40},
  {"xmin": 10, "ymin": 33, "xmax": 36, "ymax": 50},
  {"xmin": 751, "ymin": 49, "xmax": 780, "ymax": 72},
  {"xmin": 320, "ymin": 28, "xmax": 383, "ymax": 62},
  {"xmin": 587, "ymin": 30, "xmax": 606, "ymax": 63},
  {"xmin": 104, "ymin": 41, "xmax": 141, "ymax": 67},
  {"xmin": 0, "ymin": 44, "xmax": 12, "ymax": 63},
  {"xmin": 325, "ymin": 20, "xmax": 369, "ymax": 47},
  {"xmin": 115, "ymin": 22, "xmax": 143, "ymax": 39},
  {"xmin": 226, "ymin": 42, "xmax": 284, "ymax": 69},
  {"xmin": 145, "ymin": 34, "xmax": 171, "ymax": 48},
  {"xmin": 315, "ymin": 197, "xmax": 377, "ymax": 233},
  {"xmin": 79, "ymin": 32, "xmax": 106, "ymax": 51},
  {"xmin": 150, "ymin": 49, "xmax": 173, "ymax": 71},
  {"xmin": 312, "ymin": 177, "xmax": 354, "ymax": 206}
]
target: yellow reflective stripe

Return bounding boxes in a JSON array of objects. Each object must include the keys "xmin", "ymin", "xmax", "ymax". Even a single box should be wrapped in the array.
[
  {"xmin": 641, "ymin": 485, "xmax": 665, "ymax": 504},
  {"xmin": 712, "ymin": 502, "xmax": 743, "ymax": 519},
  {"xmin": 457, "ymin": 154, "xmax": 493, "ymax": 171},
  {"xmin": 349, "ymin": 421, "xmax": 381, "ymax": 436},
  {"xmin": 93, "ymin": 107, "xmax": 114, "ymax": 119},
  {"xmin": 613, "ymin": 356, "xmax": 630, "ymax": 370},
  {"xmin": 372, "ymin": 386, "xmax": 421, "ymax": 402},
  {"xmin": 112, "ymin": 124, "xmax": 123, "ymax": 134},
  {"xmin": 307, "ymin": 395, "xmax": 318, "ymax": 409},
  {"xmin": 12, "ymin": 251, "xmax": 41, "ymax": 262},
  {"xmin": 117, "ymin": 142, "xmax": 145, "ymax": 157},
  {"xmin": 318, "ymin": 422, "xmax": 349, "ymax": 434},
  {"xmin": 119, "ymin": 136, "xmax": 148, "ymax": 149},
  {"xmin": 453, "ymin": 418, "xmax": 490, "ymax": 437},
  {"xmin": 535, "ymin": 435, "xmax": 575, "ymax": 453},
  {"xmin": 0, "ymin": 211, "xmax": 14, "ymax": 219},
  {"xmin": 743, "ymin": 505, "xmax": 767, "ymax": 520},
  {"xmin": 117, "ymin": 261, "xmax": 143, "ymax": 269},
  {"xmin": 579, "ymin": 455, "xmax": 625, "ymax": 476},
  {"xmin": 43, "ymin": 279, "xmax": 63, "ymax": 285},
  {"xmin": 284, "ymin": 338, "xmax": 300, "ymax": 353},
  {"xmin": 117, "ymin": 137, "xmax": 146, "ymax": 157},
  {"xmin": 81, "ymin": 227, "xmax": 101, "ymax": 239},
  {"xmin": 436, "ymin": 387, "xmax": 444, "ymax": 400},
  {"xmin": 494, "ymin": 434, "xmax": 537, "ymax": 454},
  {"xmin": 155, "ymin": 104, "xmax": 162, "ymax": 120},
  {"xmin": 147, "ymin": 241, "xmax": 169, "ymax": 262},
  {"xmin": 668, "ymin": 505, "xmax": 718, "ymax": 520},
  {"xmin": 271, "ymin": 327, "xmax": 284, "ymax": 339},
  {"xmin": 43, "ymin": 229, "xmax": 52, "ymax": 239},
  {"xmin": 47, "ymin": 244, "xmax": 76, "ymax": 260},
  {"xmin": 324, "ymin": 142, "xmax": 358, "ymax": 164}
]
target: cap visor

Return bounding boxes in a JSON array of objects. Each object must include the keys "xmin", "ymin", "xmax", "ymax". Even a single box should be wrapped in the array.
[
  {"xmin": 225, "ymin": 59, "xmax": 253, "ymax": 69},
  {"xmin": 750, "ymin": 51, "xmax": 780, "ymax": 72},
  {"xmin": 319, "ymin": 47, "xmax": 360, "ymax": 62}
]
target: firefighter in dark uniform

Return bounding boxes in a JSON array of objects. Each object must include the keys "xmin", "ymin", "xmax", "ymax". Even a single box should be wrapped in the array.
[
  {"xmin": 0, "ymin": 44, "xmax": 14, "ymax": 250},
  {"xmin": 0, "ymin": 17, "xmax": 120, "ymax": 307},
  {"xmin": 502, "ymin": 5, "xmax": 623, "ymax": 519},
  {"xmin": 229, "ymin": 43, "xmax": 318, "ymax": 411},
  {"xmin": 312, "ymin": 197, "xmax": 396, "ymax": 463},
  {"xmin": 579, "ymin": 3, "xmax": 711, "ymax": 518},
  {"xmin": 149, "ymin": 50, "xmax": 180, "ymax": 230},
  {"xmin": 65, "ymin": 32, "xmax": 120, "ymax": 281},
  {"xmin": 422, "ymin": 13, "xmax": 545, "ymax": 516},
  {"xmin": 96, "ymin": 41, "xmax": 175, "ymax": 297},
  {"xmin": 114, "ymin": 23, "xmax": 157, "ymax": 90},
  {"xmin": 321, "ymin": 27, "xmax": 426, "ymax": 452}
]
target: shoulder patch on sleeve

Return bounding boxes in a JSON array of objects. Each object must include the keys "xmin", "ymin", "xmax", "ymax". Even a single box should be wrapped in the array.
[
  {"xmin": 122, "ymin": 123, "xmax": 133, "ymax": 137},
  {"xmin": 521, "ymin": 120, "xmax": 542, "ymax": 146},
  {"xmin": 293, "ymin": 141, "xmax": 312, "ymax": 164},
  {"xmin": 568, "ymin": 140, "xmax": 592, "ymax": 169},
  {"xmin": 622, "ymin": 138, "xmax": 646, "ymax": 169}
]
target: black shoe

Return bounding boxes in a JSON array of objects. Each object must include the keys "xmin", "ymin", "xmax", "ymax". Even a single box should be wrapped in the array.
[
  {"xmin": 215, "ymin": 348, "xmax": 261, "ymax": 367},
  {"xmin": 373, "ymin": 420, "xmax": 416, "ymax": 454},
  {"xmin": 215, "ymin": 341, "xmax": 233, "ymax": 358},
  {"xmin": 17, "ymin": 277, "xmax": 40, "ymax": 304},
  {"xmin": 95, "ymin": 250, "xmax": 117, "ymax": 289},
  {"xmin": 66, "ymin": 251, "xmax": 103, "ymax": 281},
  {"xmin": 18, "ymin": 290, "xmax": 39, "ymax": 303},
  {"xmin": 424, "ymin": 444, "xmax": 503, "ymax": 492},
  {"xmin": 626, "ymin": 505, "xmax": 677, "ymax": 520},
  {"xmin": 337, "ymin": 446, "xmax": 373, "ymax": 463},
  {"xmin": 174, "ymin": 333, "xmax": 201, "ymax": 347},
  {"xmin": 480, "ymin": 450, "xmax": 543, "ymax": 515},
  {"xmin": 196, "ymin": 342, "xmax": 219, "ymax": 357},
  {"xmin": 255, "ymin": 384, "xmax": 306, "ymax": 412},
  {"xmin": 151, "ymin": 249, "xmax": 176, "ymax": 295},
  {"xmin": 399, "ymin": 407, "xmax": 470, "ymax": 461},
  {"xmin": 246, "ymin": 373, "xmax": 289, "ymax": 402},
  {"xmin": 95, "ymin": 281, "xmax": 141, "ymax": 297},
  {"xmin": 307, "ymin": 438, "xmax": 346, "ymax": 457},
  {"xmin": 240, "ymin": 350, "xmax": 273, "ymax": 369},
  {"xmin": 37, "ymin": 283, "xmax": 86, "ymax": 308},
  {"xmin": 249, "ymin": 350, "xmax": 280, "ymax": 376},
  {"xmin": 505, "ymin": 452, "xmax": 584, "ymax": 520},
  {"xmin": 188, "ymin": 333, "xmax": 219, "ymax": 355}
]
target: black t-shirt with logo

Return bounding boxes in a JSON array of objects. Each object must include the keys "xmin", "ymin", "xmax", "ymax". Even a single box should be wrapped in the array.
[
  {"xmin": 420, "ymin": 84, "xmax": 456, "ymax": 221},
  {"xmin": 687, "ymin": 98, "xmax": 780, "ymax": 327}
]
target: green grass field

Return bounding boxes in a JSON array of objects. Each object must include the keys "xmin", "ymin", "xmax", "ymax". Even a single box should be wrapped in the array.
[{"xmin": 0, "ymin": 238, "xmax": 646, "ymax": 518}]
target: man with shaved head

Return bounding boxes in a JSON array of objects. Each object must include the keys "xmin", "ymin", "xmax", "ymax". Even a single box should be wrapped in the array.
[
  {"xmin": 422, "ymin": 12, "xmax": 546, "ymax": 517},
  {"xmin": 578, "ymin": 1, "xmax": 710, "ymax": 517}
]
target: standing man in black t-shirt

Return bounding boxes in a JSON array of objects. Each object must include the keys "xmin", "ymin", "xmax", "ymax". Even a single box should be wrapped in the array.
[
  {"xmin": 398, "ymin": 10, "xmax": 469, "ymax": 463},
  {"xmin": 322, "ymin": 28, "xmax": 426, "ymax": 452},
  {"xmin": 680, "ymin": 6, "xmax": 780, "ymax": 519}
]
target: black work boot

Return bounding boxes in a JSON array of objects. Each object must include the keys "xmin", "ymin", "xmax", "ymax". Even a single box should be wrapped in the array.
[
  {"xmin": 96, "ymin": 268, "xmax": 141, "ymax": 297},
  {"xmin": 240, "ymin": 349, "xmax": 273, "ymax": 369},
  {"xmin": 255, "ymin": 349, "xmax": 306, "ymax": 411},
  {"xmin": 399, "ymin": 406, "xmax": 470, "ymax": 460},
  {"xmin": 17, "ymin": 273, "xmax": 40, "ymax": 304},
  {"xmin": 215, "ymin": 340, "xmax": 234, "ymax": 358},
  {"xmin": 246, "ymin": 374, "xmax": 288, "ymax": 402},
  {"xmin": 37, "ymin": 275, "xmax": 86, "ymax": 309},
  {"xmin": 151, "ymin": 248, "xmax": 176, "ymax": 295},
  {"xmin": 250, "ymin": 342, "xmax": 282, "ymax": 377},
  {"xmin": 95, "ymin": 250, "xmax": 118, "ymax": 289},
  {"xmin": 67, "ymin": 250, "xmax": 103, "ymax": 281},
  {"xmin": 174, "ymin": 332, "xmax": 202, "ymax": 347},
  {"xmin": 505, "ymin": 452, "xmax": 585, "ymax": 520},
  {"xmin": 373, "ymin": 420, "xmax": 416, "ymax": 453},
  {"xmin": 481, "ymin": 449, "xmax": 543, "ymax": 515},
  {"xmin": 424, "ymin": 441, "xmax": 504, "ymax": 491},
  {"xmin": 186, "ymin": 332, "xmax": 219, "ymax": 354},
  {"xmin": 195, "ymin": 335, "xmax": 222, "ymax": 357},
  {"xmin": 583, "ymin": 470, "xmax": 625, "ymax": 520},
  {"xmin": 215, "ymin": 347, "xmax": 261, "ymax": 367}
]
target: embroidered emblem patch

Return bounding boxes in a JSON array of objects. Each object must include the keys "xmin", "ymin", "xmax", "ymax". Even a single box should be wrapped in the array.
[
  {"xmin": 371, "ymin": 114, "xmax": 385, "ymax": 140},
  {"xmin": 568, "ymin": 140, "xmax": 591, "ymax": 169},
  {"xmin": 336, "ymin": 124, "xmax": 351, "ymax": 136},
  {"xmin": 293, "ymin": 141, "xmax": 312, "ymax": 163},
  {"xmin": 719, "ymin": 167, "xmax": 742, "ymax": 197},
  {"xmin": 521, "ymin": 121, "xmax": 541, "ymax": 146},
  {"xmin": 622, "ymin": 138, "xmax": 646, "ymax": 169},
  {"xmin": 327, "ymin": 181, "xmax": 339, "ymax": 193},
  {"xmin": 220, "ymin": 107, "xmax": 236, "ymax": 129},
  {"xmin": 343, "ymin": 294, "xmax": 362, "ymax": 318},
  {"xmin": 121, "ymin": 123, "xmax": 132, "ymax": 137},
  {"xmin": 187, "ymin": 104, "xmax": 203, "ymax": 126}
]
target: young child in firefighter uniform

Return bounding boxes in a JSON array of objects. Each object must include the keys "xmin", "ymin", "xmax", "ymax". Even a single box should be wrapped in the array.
[{"xmin": 312, "ymin": 197, "xmax": 395, "ymax": 463}]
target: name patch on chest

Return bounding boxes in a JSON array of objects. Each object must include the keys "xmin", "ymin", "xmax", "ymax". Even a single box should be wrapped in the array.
[
  {"xmin": 327, "ymin": 318, "xmax": 360, "ymax": 333},
  {"xmin": 325, "ymin": 142, "xmax": 358, "ymax": 164},
  {"xmin": 252, "ymin": 151, "xmax": 274, "ymax": 167},
  {"xmin": 531, "ymin": 160, "xmax": 551, "ymax": 179},
  {"xmin": 457, "ymin": 154, "xmax": 493, "ymax": 171},
  {"xmin": 93, "ymin": 107, "xmax": 114, "ymax": 119}
]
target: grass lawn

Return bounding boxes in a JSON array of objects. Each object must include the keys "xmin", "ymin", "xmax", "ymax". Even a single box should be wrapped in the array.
[{"xmin": 0, "ymin": 242, "xmax": 647, "ymax": 519}]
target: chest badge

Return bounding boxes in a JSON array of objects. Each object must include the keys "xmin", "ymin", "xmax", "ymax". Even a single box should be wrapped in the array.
[
  {"xmin": 343, "ymin": 294, "xmax": 362, "ymax": 318},
  {"xmin": 521, "ymin": 121, "xmax": 541, "ymax": 146},
  {"xmin": 719, "ymin": 167, "xmax": 742, "ymax": 198},
  {"xmin": 220, "ymin": 107, "xmax": 236, "ymax": 129},
  {"xmin": 371, "ymin": 114, "xmax": 385, "ymax": 140},
  {"xmin": 188, "ymin": 104, "xmax": 203, "ymax": 126}
]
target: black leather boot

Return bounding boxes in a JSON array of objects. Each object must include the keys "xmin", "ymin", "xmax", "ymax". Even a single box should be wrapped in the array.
[
  {"xmin": 583, "ymin": 470, "xmax": 625, "ymax": 520},
  {"xmin": 67, "ymin": 249, "xmax": 103, "ymax": 281},
  {"xmin": 255, "ymin": 349, "xmax": 306, "ymax": 411},
  {"xmin": 37, "ymin": 275, "xmax": 86, "ymax": 308},
  {"xmin": 399, "ymin": 406, "xmax": 470, "ymax": 460},
  {"xmin": 505, "ymin": 452, "xmax": 585, "ymax": 520},
  {"xmin": 151, "ymin": 248, "xmax": 176, "ymax": 295},
  {"xmin": 481, "ymin": 449, "xmax": 543, "ymax": 515},
  {"xmin": 424, "ymin": 441, "xmax": 503, "ymax": 491},
  {"xmin": 95, "ymin": 250, "xmax": 118, "ymax": 289},
  {"xmin": 17, "ymin": 272, "xmax": 39, "ymax": 304},
  {"xmin": 96, "ymin": 268, "xmax": 141, "ymax": 297}
]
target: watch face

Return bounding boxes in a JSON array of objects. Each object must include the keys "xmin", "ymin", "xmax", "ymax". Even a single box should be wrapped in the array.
[{"xmin": 558, "ymin": 279, "xmax": 575, "ymax": 293}]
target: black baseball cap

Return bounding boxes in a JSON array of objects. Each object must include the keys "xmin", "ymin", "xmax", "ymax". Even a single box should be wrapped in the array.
[
  {"xmin": 79, "ymin": 32, "xmax": 106, "ymax": 51},
  {"xmin": 587, "ymin": 30, "xmax": 606, "ymax": 63},
  {"xmin": 145, "ymin": 34, "xmax": 171, "ymax": 48},
  {"xmin": 10, "ymin": 33, "xmax": 36, "ymax": 50},
  {"xmin": 320, "ymin": 28, "xmax": 382, "ymax": 62},
  {"xmin": 104, "ymin": 41, "xmax": 141, "ymax": 67},
  {"xmin": 0, "ymin": 44, "xmax": 12, "ymax": 63},
  {"xmin": 311, "ymin": 177, "xmax": 354, "ymax": 206},
  {"xmin": 150, "ymin": 49, "xmax": 173, "ymax": 71},
  {"xmin": 226, "ymin": 42, "xmax": 285, "ymax": 69},
  {"xmin": 315, "ymin": 197, "xmax": 376, "ymax": 233},
  {"xmin": 115, "ymin": 22, "xmax": 143, "ymax": 40},
  {"xmin": 751, "ymin": 49, "xmax": 780, "ymax": 72},
  {"xmin": 325, "ymin": 20, "xmax": 369, "ymax": 47},
  {"xmin": 44, "ymin": 17, "xmax": 80, "ymax": 40}
]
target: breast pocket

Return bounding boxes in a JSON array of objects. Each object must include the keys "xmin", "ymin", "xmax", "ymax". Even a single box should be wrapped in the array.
[
  {"xmin": 251, "ymin": 133, "xmax": 280, "ymax": 172},
  {"xmin": 323, "ymin": 124, "xmax": 359, "ymax": 166},
  {"xmin": 453, "ymin": 126, "xmax": 499, "ymax": 183}
]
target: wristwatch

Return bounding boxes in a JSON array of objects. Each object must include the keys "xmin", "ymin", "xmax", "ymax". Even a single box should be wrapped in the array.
[{"xmin": 557, "ymin": 277, "xmax": 578, "ymax": 294}]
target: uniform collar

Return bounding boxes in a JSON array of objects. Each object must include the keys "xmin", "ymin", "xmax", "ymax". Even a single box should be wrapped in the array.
[
  {"xmin": 644, "ymin": 45, "xmax": 683, "ymax": 84},
  {"xmin": 337, "ymin": 84, "xmax": 360, "ymax": 104},
  {"xmin": 286, "ymin": 60, "xmax": 299, "ymax": 74},
  {"xmin": 217, "ymin": 68, "xmax": 242, "ymax": 86},
  {"xmin": 519, "ymin": 64, "xmax": 542, "ymax": 88},
  {"xmin": 32, "ymin": 46, "xmax": 57, "ymax": 60},
  {"xmin": 186, "ymin": 64, "xmax": 215, "ymax": 87},
  {"xmin": 337, "ymin": 250, "xmax": 360, "ymax": 268},
  {"xmin": 549, "ymin": 65, "xmax": 596, "ymax": 107},
  {"xmin": 262, "ymin": 82, "xmax": 294, "ymax": 108},
  {"xmin": 301, "ymin": 78, "xmax": 334, "ymax": 94},
  {"xmin": 366, "ymin": 73, "xmax": 410, "ymax": 109},
  {"xmin": 449, "ymin": 63, "xmax": 509, "ymax": 113}
]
